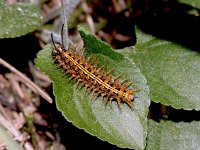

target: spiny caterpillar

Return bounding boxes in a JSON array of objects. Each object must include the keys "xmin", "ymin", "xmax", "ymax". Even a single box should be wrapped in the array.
[{"xmin": 51, "ymin": 26, "xmax": 137, "ymax": 109}]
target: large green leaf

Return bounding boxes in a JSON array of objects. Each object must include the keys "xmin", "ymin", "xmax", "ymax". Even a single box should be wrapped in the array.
[
  {"xmin": 131, "ymin": 28, "xmax": 200, "ymax": 110},
  {"xmin": 179, "ymin": 0, "xmax": 200, "ymax": 9},
  {"xmin": 35, "ymin": 31, "xmax": 149, "ymax": 149},
  {"xmin": 146, "ymin": 120, "xmax": 200, "ymax": 150},
  {"xmin": 0, "ymin": 1, "xmax": 42, "ymax": 38}
]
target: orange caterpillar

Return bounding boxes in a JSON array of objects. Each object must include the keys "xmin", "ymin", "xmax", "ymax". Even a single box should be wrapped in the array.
[{"xmin": 51, "ymin": 26, "xmax": 137, "ymax": 108}]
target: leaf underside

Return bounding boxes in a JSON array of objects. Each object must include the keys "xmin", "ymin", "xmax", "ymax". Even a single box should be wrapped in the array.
[
  {"xmin": 0, "ymin": 1, "xmax": 42, "ymax": 38},
  {"xmin": 146, "ymin": 120, "xmax": 200, "ymax": 150},
  {"xmin": 131, "ymin": 28, "xmax": 200, "ymax": 110}
]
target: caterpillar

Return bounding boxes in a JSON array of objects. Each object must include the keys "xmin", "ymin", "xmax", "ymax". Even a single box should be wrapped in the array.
[{"xmin": 51, "ymin": 26, "xmax": 137, "ymax": 109}]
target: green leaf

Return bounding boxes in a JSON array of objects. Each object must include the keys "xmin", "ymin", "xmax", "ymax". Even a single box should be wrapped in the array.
[
  {"xmin": 131, "ymin": 28, "xmax": 200, "ymax": 110},
  {"xmin": 35, "ymin": 32, "xmax": 149, "ymax": 149},
  {"xmin": 0, "ymin": 1, "xmax": 42, "ymax": 38},
  {"xmin": 179, "ymin": 0, "xmax": 200, "ymax": 9},
  {"xmin": 146, "ymin": 120, "xmax": 200, "ymax": 150}
]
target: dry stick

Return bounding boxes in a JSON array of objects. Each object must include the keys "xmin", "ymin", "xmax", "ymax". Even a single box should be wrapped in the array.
[
  {"xmin": 82, "ymin": 2, "xmax": 95, "ymax": 35},
  {"xmin": 0, "ymin": 103, "xmax": 12, "ymax": 124},
  {"xmin": 6, "ymin": 73, "xmax": 25, "ymax": 99},
  {"xmin": 0, "ymin": 143, "xmax": 6, "ymax": 149},
  {"xmin": 0, "ymin": 104, "xmax": 34, "ymax": 150},
  {"xmin": 61, "ymin": 0, "xmax": 69, "ymax": 49},
  {"xmin": 43, "ymin": 0, "xmax": 81, "ymax": 24},
  {"xmin": 0, "ymin": 58, "xmax": 52, "ymax": 103},
  {"xmin": 0, "ymin": 104, "xmax": 21, "ymax": 139}
]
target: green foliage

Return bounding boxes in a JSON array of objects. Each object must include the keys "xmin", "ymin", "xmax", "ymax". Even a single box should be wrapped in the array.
[
  {"xmin": 35, "ymin": 23, "xmax": 200, "ymax": 148},
  {"xmin": 146, "ymin": 120, "xmax": 200, "ymax": 150},
  {"xmin": 1, "ymin": 0, "xmax": 200, "ymax": 149},
  {"xmin": 131, "ymin": 28, "xmax": 200, "ymax": 110},
  {"xmin": 35, "ymin": 31, "xmax": 150, "ymax": 149},
  {"xmin": 179, "ymin": 0, "xmax": 200, "ymax": 9},
  {"xmin": 0, "ymin": 1, "xmax": 42, "ymax": 38}
]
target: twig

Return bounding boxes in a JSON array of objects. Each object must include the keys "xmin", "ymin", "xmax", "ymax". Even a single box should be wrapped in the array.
[
  {"xmin": 6, "ymin": 74, "xmax": 25, "ymax": 100},
  {"xmin": 0, "ymin": 143, "xmax": 6, "ymax": 150},
  {"xmin": 61, "ymin": 0, "xmax": 69, "ymax": 49},
  {"xmin": 42, "ymin": 5, "xmax": 61, "ymax": 24},
  {"xmin": 0, "ymin": 104, "xmax": 34, "ymax": 150},
  {"xmin": 64, "ymin": 0, "xmax": 81, "ymax": 17},
  {"xmin": 0, "ymin": 58, "xmax": 52, "ymax": 104},
  {"xmin": 0, "ymin": 103, "xmax": 12, "ymax": 123},
  {"xmin": 82, "ymin": 2, "xmax": 95, "ymax": 35},
  {"xmin": 43, "ymin": 0, "xmax": 81, "ymax": 24}
]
